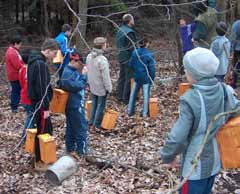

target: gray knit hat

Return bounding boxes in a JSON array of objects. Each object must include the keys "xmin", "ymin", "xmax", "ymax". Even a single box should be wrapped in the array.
[{"xmin": 183, "ymin": 47, "xmax": 219, "ymax": 81}]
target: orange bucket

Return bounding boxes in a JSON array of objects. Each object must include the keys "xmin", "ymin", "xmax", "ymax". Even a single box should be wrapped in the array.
[
  {"xmin": 38, "ymin": 134, "xmax": 57, "ymax": 164},
  {"xmin": 25, "ymin": 128, "xmax": 37, "ymax": 154},
  {"xmin": 149, "ymin": 98, "xmax": 158, "ymax": 117},
  {"xmin": 50, "ymin": 89, "xmax": 69, "ymax": 114},
  {"xmin": 131, "ymin": 78, "xmax": 142, "ymax": 97},
  {"xmin": 85, "ymin": 100, "xmax": 92, "ymax": 121},
  {"xmin": 178, "ymin": 83, "xmax": 191, "ymax": 96},
  {"xmin": 101, "ymin": 109, "xmax": 118, "ymax": 130},
  {"xmin": 216, "ymin": 116, "xmax": 240, "ymax": 169},
  {"xmin": 53, "ymin": 50, "xmax": 63, "ymax": 64}
]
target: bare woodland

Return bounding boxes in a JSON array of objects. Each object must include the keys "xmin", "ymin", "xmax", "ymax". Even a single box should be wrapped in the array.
[{"xmin": 1, "ymin": 0, "xmax": 240, "ymax": 193}]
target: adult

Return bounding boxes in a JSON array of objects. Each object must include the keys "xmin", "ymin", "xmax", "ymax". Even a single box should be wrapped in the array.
[
  {"xmin": 192, "ymin": 1, "xmax": 218, "ymax": 48},
  {"xmin": 5, "ymin": 34, "xmax": 24, "ymax": 112},
  {"xmin": 116, "ymin": 14, "xmax": 137, "ymax": 105},
  {"xmin": 54, "ymin": 23, "xmax": 73, "ymax": 78}
]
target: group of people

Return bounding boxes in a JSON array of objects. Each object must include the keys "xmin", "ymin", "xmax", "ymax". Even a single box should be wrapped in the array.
[{"xmin": 4, "ymin": 0, "xmax": 240, "ymax": 193}]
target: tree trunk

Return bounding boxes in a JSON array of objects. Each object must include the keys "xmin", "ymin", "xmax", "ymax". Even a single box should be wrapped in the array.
[
  {"xmin": 21, "ymin": 0, "xmax": 25, "ymax": 23},
  {"xmin": 43, "ymin": 0, "xmax": 50, "ymax": 36},
  {"xmin": 76, "ymin": 0, "xmax": 88, "ymax": 50},
  {"xmin": 15, "ymin": 0, "xmax": 19, "ymax": 24}
]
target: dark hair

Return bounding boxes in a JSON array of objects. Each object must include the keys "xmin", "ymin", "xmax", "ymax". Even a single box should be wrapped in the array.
[
  {"xmin": 216, "ymin": 21, "xmax": 228, "ymax": 36},
  {"xmin": 61, "ymin": 24, "xmax": 72, "ymax": 32},
  {"xmin": 70, "ymin": 50, "xmax": 84, "ymax": 63},
  {"xmin": 41, "ymin": 38, "xmax": 59, "ymax": 51},
  {"xmin": 9, "ymin": 34, "xmax": 22, "ymax": 45},
  {"xmin": 139, "ymin": 37, "xmax": 149, "ymax": 48},
  {"xmin": 122, "ymin": 14, "xmax": 133, "ymax": 25}
]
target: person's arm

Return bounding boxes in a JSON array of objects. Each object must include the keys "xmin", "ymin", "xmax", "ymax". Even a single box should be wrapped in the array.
[
  {"xmin": 210, "ymin": 40, "xmax": 221, "ymax": 57},
  {"xmin": 160, "ymin": 100, "xmax": 193, "ymax": 163},
  {"xmin": 99, "ymin": 57, "xmax": 112, "ymax": 94},
  {"xmin": 61, "ymin": 71, "xmax": 87, "ymax": 93},
  {"xmin": 193, "ymin": 21, "xmax": 207, "ymax": 42},
  {"xmin": 147, "ymin": 53, "xmax": 156, "ymax": 81},
  {"xmin": 127, "ymin": 32, "xmax": 137, "ymax": 51},
  {"xmin": 36, "ymin": 61, "xmax": 52, "ymax": 110},
  {"xmin": 10, "ymin": 50, "xmax": 24, "ymax": 70}
]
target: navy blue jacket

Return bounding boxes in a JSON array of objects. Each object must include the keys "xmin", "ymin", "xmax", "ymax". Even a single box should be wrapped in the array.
[
  {"xmin": 129, "ymin": 48, "xmax": 155, "ymax": 85},
  {"xmin": 60, "ymin": 65, "xmax": 87, "ymax": 109}
]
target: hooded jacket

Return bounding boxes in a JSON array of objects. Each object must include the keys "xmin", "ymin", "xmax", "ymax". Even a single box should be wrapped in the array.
[
  {"xmin": 86, "ymin": 48, "xmax": 112, "ymax": 96},
  {"xmin": 27, "ymin": 51, "xmax": 53, "ymax": 110},
  {"xmin": 160, "ymin": 78, "xmax": 240, "ymax": 180}
]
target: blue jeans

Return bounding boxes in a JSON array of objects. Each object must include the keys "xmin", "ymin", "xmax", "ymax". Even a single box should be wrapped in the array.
[
  {"xmin": 65, "ymin": 107, "xmax": 87, "ymax": 155},
  {"xmin": 22, "ymin": 104, "xmax": 35, "ymax": 139},
  {"xmin": 10, "ymin": 81, "xmax": 21, "ymax": 111},
  {"xmin": 89, "ymin": 93, "xmax": 107, "ymax": 128},
  {"xmin": 179, "ymin": 175, "xmax": 216, "ymax": 194},
  {"xmin": 116, "ymin": 61, "xmax": 133, "ymax": 104},
  {"xmin": 127, "ymin": 81, "xmax": 150, "ymax": 117}
]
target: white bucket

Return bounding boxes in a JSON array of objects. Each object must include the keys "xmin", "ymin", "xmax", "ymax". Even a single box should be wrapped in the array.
[{"xmin": 45, "ymin": 155, "xmax": 78, "ymax": 185}]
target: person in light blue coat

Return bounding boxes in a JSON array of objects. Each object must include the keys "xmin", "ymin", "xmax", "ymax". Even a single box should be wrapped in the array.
[
  {"xmin": 160, "ymin": 47, "xmax": 240, "ymax": 194},
  {"xmin": 211, "ymin": 22, "xmax": 231, "ymax": 82}
]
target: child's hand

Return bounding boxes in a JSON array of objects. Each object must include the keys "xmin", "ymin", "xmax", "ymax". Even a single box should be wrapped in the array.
[
  {"xmin": 161, "ymin": 159, "xmax": 180, "ymax": 169},
  {"xmin": 82, "ymin": 66, "xmax": 88, "ymax": 74}
]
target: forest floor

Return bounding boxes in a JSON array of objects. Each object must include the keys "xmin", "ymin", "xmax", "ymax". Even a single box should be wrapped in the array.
[{"xmin": 0, "ymin": 38, "xmax": 240, "ymax": 194}]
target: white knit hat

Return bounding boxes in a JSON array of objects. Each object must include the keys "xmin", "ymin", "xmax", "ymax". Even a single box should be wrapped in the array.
[{"xmin": 183, "ymin": 47, "xmax": 219, "ymax": 81}]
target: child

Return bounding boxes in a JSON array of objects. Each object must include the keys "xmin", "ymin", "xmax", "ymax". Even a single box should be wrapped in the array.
[
  {"xmin": 210, "ymin": 21, "xmax": 231, "ymax": 82},
  {"xmin": 127, "ymin": 37, "xmax": 155, "ymax": 117},
  {"xmin": 60, "ymin": 50, "xmax": 88, "ymax": 156},
  {"xmin": 5, "ymin": 34, "xmax": 24, "ymax": 112},
  {"xmin": 55, "ymin": 24, "xmax": 73, "ymax": 78},
  {"xmin": 160, "ymin": 47, "xmax": 240, "ymax": 194},
  {"xmin": 27, "ymin": 39, "xmax": 59, "ymax": 170},
  {"xmin": 19, "ymin": 50, "xmax": 35, "ymax": 139},
  {"xmin": 86, "ymin": 37, "xmax": 112, "ymax": 129},
  {"xmin": 179, "ymin": 19, "xmax": 196, "ymax": 54}
]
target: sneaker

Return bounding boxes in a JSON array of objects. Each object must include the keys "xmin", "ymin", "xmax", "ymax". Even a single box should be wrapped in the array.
[{"xmin": 34, "ymin": 161, "xmax": 49, "ymax": 172}]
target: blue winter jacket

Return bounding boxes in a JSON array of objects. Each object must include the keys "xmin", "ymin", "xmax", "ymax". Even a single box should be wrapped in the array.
[
  {"xmin": 230, "ymin": 20, "xmax": 240, "ymax": 52},
  {"xmin": 60, "ymin": 65, "xmax": 87, "ymax": 109},
  {"xmin": 55, "ymin": 32, "xmax": 72, "ymax": 67},
  {"xmin": 129, "ymin": 48, "xmax": 155, "ymax": 85},
  {"xmin": 180, "ymin": 22, "xmax": 196, "ymax": 54}
]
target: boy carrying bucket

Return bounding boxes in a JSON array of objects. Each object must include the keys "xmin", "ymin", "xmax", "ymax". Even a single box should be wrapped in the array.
[
  {"xmin": 60, "ymin": 50, "xmax": 88, "ymax": 157},
  {"xmin": 27, "ymin": 39, "xmax": 59, "ymax": 170},
  {"xmin": 160, "ymin": 47, "xmax": 240, "ymax": 194}
]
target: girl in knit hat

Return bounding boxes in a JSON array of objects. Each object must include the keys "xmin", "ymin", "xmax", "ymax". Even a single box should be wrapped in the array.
[{"xmin": 160, "ymin": 47, "xmax": 240, "ymax": 194}]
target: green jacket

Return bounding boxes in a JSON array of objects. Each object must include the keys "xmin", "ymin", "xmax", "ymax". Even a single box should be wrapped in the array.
[
  {"xmin": 193, "ymin": 7, "xmax": 217, "ymax": 47},
  {"xmin": 116, "ymin": 25, "xmax": 137, "ymax": 63}
]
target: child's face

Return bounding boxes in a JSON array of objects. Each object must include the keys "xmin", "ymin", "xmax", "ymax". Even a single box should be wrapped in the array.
[
  {"xmin": 46, "ymin": 49, "xmax": 58, "ymax": 60},
  {"xmin": 71, "ymin": 60, "xmax": 83, "ymax": 71},
  {"xmin": 185, "ymin": 70, "xmax": 196, "ymax": 84}
]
